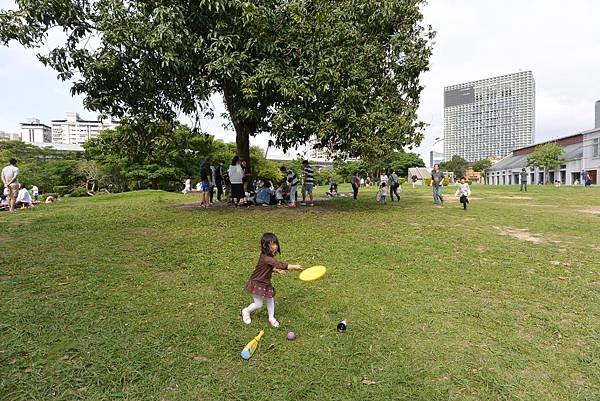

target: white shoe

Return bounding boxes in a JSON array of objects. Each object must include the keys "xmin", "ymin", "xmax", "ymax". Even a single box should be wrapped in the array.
[
  {"xmin": 268, "ymin": 318, "xmax": 279, "ymax": 328},
  {"xmin": 242, "ymin": 310, "xmax": 251, "ymax": 324}
]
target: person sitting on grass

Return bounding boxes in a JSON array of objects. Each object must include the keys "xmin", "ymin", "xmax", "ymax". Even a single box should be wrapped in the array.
[
  {"xmin": 455, "ymin": 176, "xmax": 471, "ymax": 211},
  {"xmin": 256, "ymin": 180, "xmax": 274, "ymax": 206},
  {"xmin": 241, "ymin": 232, "xmax": 302, "ymax": 328},
  {"xmin": 0, "ymin": 194, "xmax": 8, "ymax": 211},
  {"xmin": 275, "ymin": 180, "xmax": 289, "ymax": 206},
  {"xmin": 326, "ymin": 180, "xmax": 338, "ymax": 198},
  {"xmin": 16, "ymin": 183, "xmax": 33, "ymax": 208}
]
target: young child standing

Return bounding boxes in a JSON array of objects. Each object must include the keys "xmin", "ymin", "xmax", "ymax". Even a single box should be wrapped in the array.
[
  {"xmin": 242, "ymin": 233, "xmax": 302, "ymax": 328},
  {"xmin": 455, "ymin": 176, "xmax": 471, "ymax": 210},
  {"xmin": 378, "ymin": 182, "xmax": 387, "ymax": 205}
]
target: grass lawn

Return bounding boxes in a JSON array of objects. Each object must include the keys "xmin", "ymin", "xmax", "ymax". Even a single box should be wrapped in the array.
[{"xmin": 1, "ymin": 184, "xmax": 600, "ymax": 400}]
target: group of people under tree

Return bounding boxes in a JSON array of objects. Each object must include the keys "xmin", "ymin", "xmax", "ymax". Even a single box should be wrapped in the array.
[{"xmin": 189, "ymin": 156, "xmax": 316, "ymax": 209}]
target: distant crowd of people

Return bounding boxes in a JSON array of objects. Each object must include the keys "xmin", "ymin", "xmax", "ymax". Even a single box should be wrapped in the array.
[{"xmin": 184, "ymin": 157, "xmax": 319, "ymax": 208}]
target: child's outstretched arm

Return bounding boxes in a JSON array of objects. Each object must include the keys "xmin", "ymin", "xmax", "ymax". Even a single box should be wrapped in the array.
[{"xmin": 287, "ymin": 264, "xmax": 302, "ymax": 270}]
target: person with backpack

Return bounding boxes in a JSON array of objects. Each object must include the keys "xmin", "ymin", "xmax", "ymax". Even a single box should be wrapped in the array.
[{"xmin": 389, "ymin": 170, "xmax": 401, "ymax": 202}]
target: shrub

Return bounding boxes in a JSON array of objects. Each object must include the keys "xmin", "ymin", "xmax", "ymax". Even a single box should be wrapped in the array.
[
  {"xmin": 424, "ymin": 178, "xmax": 432, "ymax": 186},
  {"xmin": 53, "ymin": 186, "xmax": 69, "ymax": 196},
  {"xmin": 70, "ymin": 187, "xmax": 90, "ymax": 197},
  {"xmin": 442, "ymin": 177, "xmax": 450, "ymax": 186},
  {"xmin": 467, "ymin": 179, "xmax": 473, "ymax": 185},
  {"xmin": 399, "ymin": 177, "xmax": 406, "ymax": 184}
]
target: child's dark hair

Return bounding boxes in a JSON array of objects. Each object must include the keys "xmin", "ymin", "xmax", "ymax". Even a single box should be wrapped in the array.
[
  {"xmin": 460, "ymin": 176, "xmax": 466, "ymax": 180},
  {"xmin": 260, "ymin": 232, "xmax": 281, "ymax": 256},
  {"xmin": 381, "ymin": 182, "xmax": 386, "ymax": 187}
]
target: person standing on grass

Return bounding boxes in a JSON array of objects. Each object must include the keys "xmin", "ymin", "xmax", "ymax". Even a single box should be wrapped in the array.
[
  {"xmin": 378, "ymin": 182, "xmax": 387, "ymax": 205},
  {"xmin": 389, "ymin": 170, "xmax": 400, "ymax": 202},
  {"xmin": 379, "ymin": 169, "xmax": 389, "ymax": 189},
  {"xmin": 241, "ymin": 159, "xmax": 252, "ymax": 193},
  {"xmin": 200, "ymin": 157, "xmax": 213, "ymax": 207},
  {"xmin": 241, "ymin": 233, "xmax": 303, "ymax": 328},
  {"xmin": 300, "ymin": 160, "xmax": 315, "ymax": 207},
  {"xmin": 280, "ymin": 165, "xmax": 299, "ymax": 208},
  {"xmin": 351, "ymin": 171, "xmax": 361, "ymax": 200},
  {"xmin": 431, "ymin": 163, "xmax": 444, "ymax": 206},
  {"xmin": 520, "ymin": 168, "xmax": 528, "ymax": 192},
  {"xmin": 1, "ymin": 158, "xmax": 19, "ymax": 212},
  {"xmin": 455, "ymin": 176, "xmax": 471, "ymax": 211},
  {"xmin": 213, "ymin": 161, "xmax": 224, "ymax": 202},
  {"xmin": 411, "ymin": 174, "xmax": 418, "ymax": 189},
  {"xmin": 228, "ymin": 156, "xmax": 244, "ymax": 207}
]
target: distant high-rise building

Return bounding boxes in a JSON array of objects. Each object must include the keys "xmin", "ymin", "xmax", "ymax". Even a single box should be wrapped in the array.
[
  {"xmin": 595, "ymin": 100, "xmax": 600, "ymax": 129},
  {"xmin": 443, "ymin": 71, "xmax": 535, "ymax": 162},
  {"xmin": 51, "ymin": 112, "xmax": 119, "ymax": 146}
]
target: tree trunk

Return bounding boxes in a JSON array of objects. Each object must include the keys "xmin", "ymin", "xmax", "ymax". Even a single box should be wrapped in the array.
[{"xmin": 223, "ymin": 86, "xmax": 256, "ymax": 171}]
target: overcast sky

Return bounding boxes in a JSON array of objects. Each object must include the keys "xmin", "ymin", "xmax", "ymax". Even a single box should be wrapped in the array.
[{"xmin": 1, "ymin": 0, "xmax": 599, "ymax": 161}]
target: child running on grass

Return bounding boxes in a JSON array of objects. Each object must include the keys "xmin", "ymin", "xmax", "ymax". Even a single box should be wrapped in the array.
[
  {"xmin": 242, "ymin": 233, "xmax": 302, "ymax": 328},
  {"xmin": 455, "ymin": 176, "xmax": 471, "ymax": 210}
]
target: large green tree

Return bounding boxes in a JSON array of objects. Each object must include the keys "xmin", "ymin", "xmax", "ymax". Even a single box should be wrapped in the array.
[
  {"xmin": 445, "ymin": 154, "xmax": 469, "ymax": 177},
  {"xmin": 0, "ymin": 0, "xmax": 434, "ymax": 167},
  {"xmin": 471, "ymin": 158, "xmax": 492, "ymax": 172},
  {"xmin": 527, "ymin": 142, "xmax": 564, "ymax": 171}
]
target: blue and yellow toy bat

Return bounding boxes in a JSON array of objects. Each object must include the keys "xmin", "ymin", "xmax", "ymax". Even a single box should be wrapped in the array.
[{"xmin": 241, "ymin": 330, "xmax": 264, "ymax": 360}]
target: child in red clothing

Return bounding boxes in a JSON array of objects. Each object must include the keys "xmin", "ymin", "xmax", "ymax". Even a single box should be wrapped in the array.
[{"xmin": 242, "ymin": 233, "xmax": 302, "ymax": 328}]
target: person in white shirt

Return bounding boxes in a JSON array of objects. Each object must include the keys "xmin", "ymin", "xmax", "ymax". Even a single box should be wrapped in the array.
[
  {"xmin": 454, "ymin": 176, "xmax": 472, "ymax": 211},
  {"xmin": 379, "ymin": 170, "xmax": 389, "ymax": 188},
  {"xmin": 1, "ymin": 158, "xmax": 19, "ymax": 212},
  {"xmin": 228, "ymin": 156, "xmax": 245, "ymax": 206},
  {"xmin": 182, "ymin": 178, "xmax": 192, "ymax": 194},
  {"xmin": 16, "ymin": 183, "xmax": 33, "ymax": 208},
  {"xmin": 31, "ymin": 185, "xmax": 39, "ymax": 201}
]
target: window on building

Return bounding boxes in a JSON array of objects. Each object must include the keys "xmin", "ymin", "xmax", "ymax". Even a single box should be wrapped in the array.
[{"xmin": 593, "ymin": 138, "xmax": 599, "ymax": 158}]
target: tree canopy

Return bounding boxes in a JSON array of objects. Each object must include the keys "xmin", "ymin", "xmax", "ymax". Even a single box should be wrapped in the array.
[
  {"xmin": 445, "ymin": 154, "xmax": 469, "ymax": 177},
  {"xmin": 471, "ymin": 159, "xmax": 492, "ymax": 172},
  {"xmin": 527, "ymin": 142, "xmax": 564, "ymax": 170},
  {"xmin": 84, "ymin": 123, "xmax": 281, "ymax": 191},
  {"xmin": 0, "ymin": 0, "xmax": 434, "ymax": 166},
  {"xmin": 0, "ymin": 140, "xmax": 84, "ymax": 192}
]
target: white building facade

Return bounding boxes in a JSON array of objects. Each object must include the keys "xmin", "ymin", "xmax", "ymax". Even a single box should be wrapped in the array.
[
  {"xmin": 20, "ymin": 118, "xmax": 52, "ymax": 144},
  {"xmin": 51, "ymin": 112, "xmax": 119, "ymax": 146},
  {"xmin": 485, "ymin": 127, "xmax": 600, "ymax": 186},
  {"xmin": 444, "ymin": 71, "xmax": 535, "ymax": 162}
]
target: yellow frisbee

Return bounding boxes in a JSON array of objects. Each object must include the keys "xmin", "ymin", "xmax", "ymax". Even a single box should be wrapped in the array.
[{"xmin": 299, "ymin": 265, "xmax": 327, "ymax": 282}]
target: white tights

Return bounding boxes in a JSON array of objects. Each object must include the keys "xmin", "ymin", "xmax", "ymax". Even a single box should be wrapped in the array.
[{"xmin": 243, "ymin": 295, "xmax": 275, "ymax": 319}]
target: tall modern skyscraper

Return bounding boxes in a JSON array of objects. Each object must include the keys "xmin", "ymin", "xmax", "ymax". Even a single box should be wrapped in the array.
[{"xmin": 443, "ymin": 71, "xmax": 535, "ymax": 162}]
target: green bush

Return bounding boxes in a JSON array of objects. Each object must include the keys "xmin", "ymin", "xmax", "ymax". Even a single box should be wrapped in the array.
[
  {"xmin": 53, "ymin": 186, "xmax": 69, "ymax": 196},
  {"xmin": 399, "ymin": 177, "xmax": 406, "ymax": 184},
  {"xmin": 442, "ymin": 177, "xmax": 450, "ymax": 186},
  {"xmin": 467, "ymin": 179, "xmax": 473, "ymax": 185},
  {"xmin": 424, "ymin": 178, "xmax": 432, "ymax": 186},
  {"xmin": 70, "ymin": 187, "xmax": 90, "ymax": 197}
]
